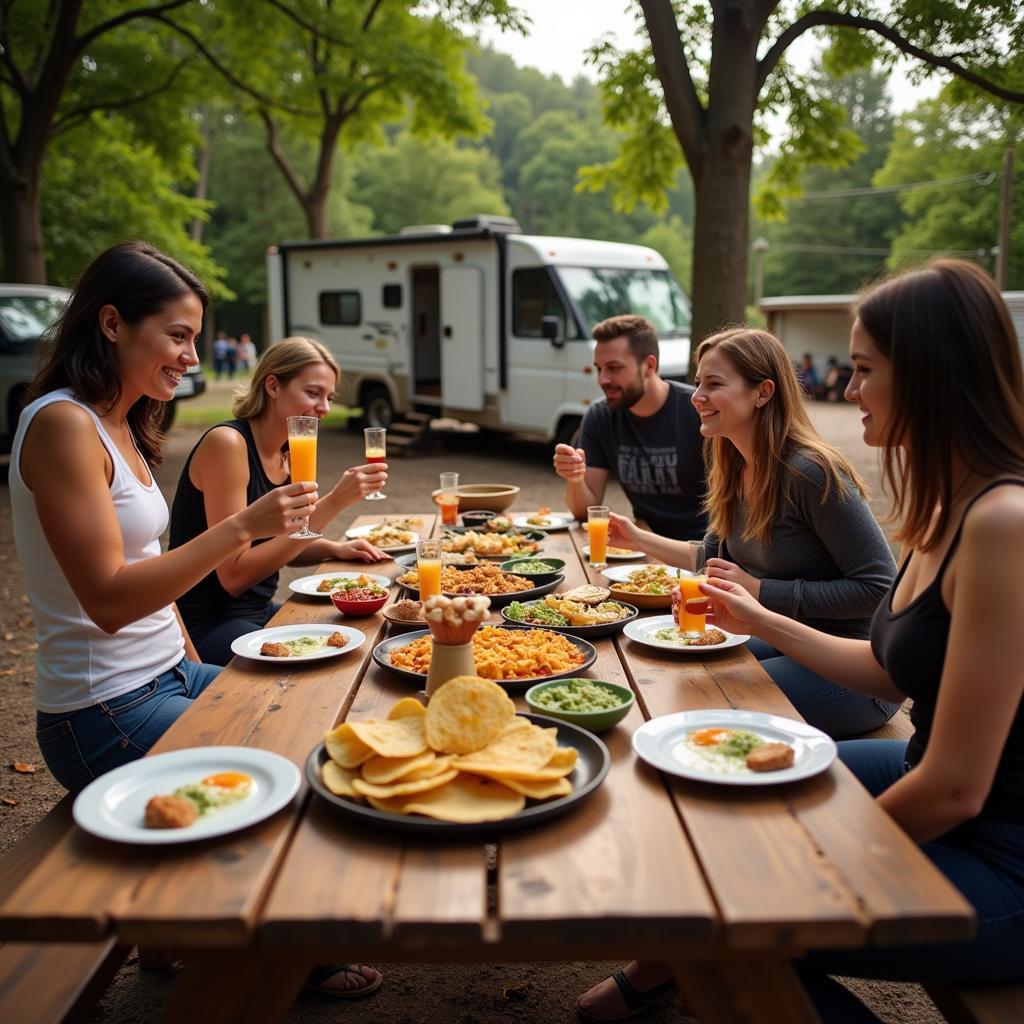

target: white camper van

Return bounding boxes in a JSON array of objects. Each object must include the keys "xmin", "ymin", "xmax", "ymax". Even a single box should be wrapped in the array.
[{"xmin": 266, "ymin": 216, "xmax": 691, "ymax": 444}]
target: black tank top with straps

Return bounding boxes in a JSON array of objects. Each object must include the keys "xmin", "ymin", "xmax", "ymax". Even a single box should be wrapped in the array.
[
  {"xmin": 169, "ymin": 420, "xmax": 281, "ymax": 633},
  {"xmin": 870, "ymin": 479, "xmax": 1024, "ymax": 823}
]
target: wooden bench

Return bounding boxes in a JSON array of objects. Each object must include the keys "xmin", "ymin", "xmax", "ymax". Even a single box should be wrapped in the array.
[
  {"xmin": 927, "ymin": 982, "xmax": 1024, "ymax": 1024},
  {"xmin": 0, "ymin": 798, "xmax": 129, "ymax": 1024}
]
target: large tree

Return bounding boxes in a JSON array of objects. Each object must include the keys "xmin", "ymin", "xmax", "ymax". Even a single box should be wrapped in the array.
[
  {"xmin": 0, "ymin": 0, "xmax": 197, "ymax": 282},
  {"xmin": 584, "ymin": 1, "xmax": 1024, "ymax": 364}
]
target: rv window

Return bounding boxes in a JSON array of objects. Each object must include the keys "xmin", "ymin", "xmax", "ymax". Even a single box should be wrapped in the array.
[
  {"xmin": 382, "ymin": 284, "xmax": 402, "ymax": 309},
  {"xmin": 320, "ymin": 291, "xmax": 361, "ymax": 326},
  {"xmin": 513, "ymin": 268, "xmax": 577, "ymax": 339}
]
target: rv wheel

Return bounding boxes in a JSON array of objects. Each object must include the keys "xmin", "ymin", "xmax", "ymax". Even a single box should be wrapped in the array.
[{"xmin": 361, "ymin": 385, "xmax": 394, "ymax": 429}]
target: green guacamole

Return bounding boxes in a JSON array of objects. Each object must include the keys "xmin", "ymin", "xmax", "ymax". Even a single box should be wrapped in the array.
[
  {"xmin": 533, "ymin": 680, "xmax": 625, "ymax": 713},
  {"xmin": 716, "ymin": 730, "xmax": 764, "ymax": 758},
  {"xmin": 506, "ymin": 601, "xmax": 568, "ymax": 626},
  {"xmin": 507, "ymin": 560, "xmax": 558, "ymax": 573},
  {"xmin": 281, "ymin": 636, "xmax": 326, "ymax": 655}
]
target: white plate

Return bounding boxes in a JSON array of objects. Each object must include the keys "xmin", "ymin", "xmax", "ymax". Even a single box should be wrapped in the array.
[
  {"xmin": 344, "ymin": 522, "xmax": 420, "ymax": 552},
  {"xmin": 601, "ymin": 563, "xmax": 685, "ymax": 583},
  {"xmin": 72, "ymin": 746, "xmax": 301, "ymax": 844},
  {"xmin": 289, "ymin": 571, "xmax": 393, "ymax": 598},
  {"xmin": 512, "ymin": 513, "xmax": 575, "ymax": 532},
  {"xmin": 623, "ymin": 615, "xmax": 750, "ymax": 653},
  {"xmin": 632, "ymin": 709, "xmax": 837, "ymax": 786},
  {"xmin": 583, "ymin": 546, "xmax": 645, "ymax": 560},
  {"xmin": 230, "ymin": 623, "xmax": 366, "ymax": 663}
]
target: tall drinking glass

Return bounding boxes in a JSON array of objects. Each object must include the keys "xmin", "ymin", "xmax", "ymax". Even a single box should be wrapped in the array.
[
  {"xmin": 416, "ymin": 538, "xmax": 443, "ymax": 601},
  {"xmin": 364, "ymin": 427, "xmax": 387, "ymax": 501},
  {"xmin": 587, "ymin": 505, "xmax": 610, "ymax": 569},
  {"xmin": 677, "ymin": 539, "xmax": 708, "ymax": 637},
  {"xmin": 436, "ymin": 472, "xmax": 460, "ymax": 526},
  {"xmin": 287, "ymin": 416, "xmax": 321, "ymax": 539}
]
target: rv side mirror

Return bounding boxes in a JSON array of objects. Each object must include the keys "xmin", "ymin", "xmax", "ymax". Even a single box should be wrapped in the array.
[{"xmin": 541, "ymin": 316, "xmax": 563, "ymax": 347}]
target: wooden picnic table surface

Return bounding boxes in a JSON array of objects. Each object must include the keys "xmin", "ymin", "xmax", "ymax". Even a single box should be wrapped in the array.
[{"xmin": 0, "ymin": 510, "xmax": 974, "ymax": 1024}]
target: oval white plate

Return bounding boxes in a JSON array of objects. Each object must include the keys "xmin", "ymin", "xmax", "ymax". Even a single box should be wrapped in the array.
[
  {"xmin": 289, "ymin": 571, "xmax": 393, "ymax": 598},
  {"xmin": 601, "ymin": 563, "xmax": 685, "ymax": 584},
  {"xmin": 512, "ymin": 513, "xmax": 575, "ymax": 532},
  {"xmin": 230, "ymin": 623, "xmax": 366, "ymax": 663},
  {"xmin": 73, "ymin": 746, "xmax": 301, "ymax": 844},
  {"xmin": 344, "ymin": 523, "xmax": 419, "ymax": 551},
  {"xmin": 633, "ymin": 709, "xmax": 837, "ymax": 786},
  {"xmin": 583, "ymin": 546, "xmax": 645, "ymax": 560},
  {"xmin": 622, "ymin": 615, "xmax": 749, "ymax": 653}
]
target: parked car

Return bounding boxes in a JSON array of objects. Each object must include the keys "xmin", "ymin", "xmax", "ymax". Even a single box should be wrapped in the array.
[{"xmin": 0, "ymin": 284, "xmax": 206, "ymax": 451}]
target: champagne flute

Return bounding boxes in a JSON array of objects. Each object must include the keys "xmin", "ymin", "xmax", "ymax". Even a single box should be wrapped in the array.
[
  {"xmin": 287, "ymin": 416, "xmax": 321, "ymax": 539},
  {"xmin": 364, "ymin": 427, "xmax": 387, "ymax": 500}
]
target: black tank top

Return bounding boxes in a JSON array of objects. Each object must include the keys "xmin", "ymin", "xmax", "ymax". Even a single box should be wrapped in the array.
[
  {"xmin": 169, "ymin": 420, "xmax": 281, "ymax": 632},
  {"xmin": 870, "ymin": 479, "xmax": 1024, "ymax": 823}
]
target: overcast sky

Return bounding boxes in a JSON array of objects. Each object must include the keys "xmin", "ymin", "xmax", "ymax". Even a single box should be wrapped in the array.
[{"xmin": 476, "ymin": 0, "xmax": 938, "ymax": 113}]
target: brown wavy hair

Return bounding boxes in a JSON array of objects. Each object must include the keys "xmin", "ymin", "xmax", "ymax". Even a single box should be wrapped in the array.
[
  {"xmin": 26, "ymin": 241, "xmax": 208, "ymax": 467},
  {"xmin": 231, "ymin": 337, "xmax": 339, "ymax": 420},
  {"xmin": 855, "ymin": 258, "xmax": 1024, "ymax": 551},
  {"xmin": 697, "ymin": 328, "xmax": 866, "ymax": 544}
]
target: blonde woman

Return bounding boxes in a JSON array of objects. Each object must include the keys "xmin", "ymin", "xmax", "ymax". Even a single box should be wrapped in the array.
[
  {"xmin": 169, "ymin": 337, "xmax": 389, "ymax": 667},
  {"xmin": 608, "ymin": 328, "xmax": 898, "ymax": 738}
]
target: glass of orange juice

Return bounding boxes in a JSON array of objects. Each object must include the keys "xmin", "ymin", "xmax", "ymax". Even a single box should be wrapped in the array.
[
  {"xmin": 677, "ymin": 574, "xmax": 708, "ymax": 636},
  {"xmin": 364, "ymin": 427, "xmax": 387, "ymax": 500},
  {"xmin": 587, "ymin": 505, "xmax": 610, "ymax": 569},
  {"xmin": 416, "ymin": 538, "xmax": 443, "ymax": 601},
  {"xmin": 436, "ymin": 472, "xmax": 460, "ymax": 526},
  {"xmin": 286, "ymin": 416, "xmax": 321, "ymax": 539}
]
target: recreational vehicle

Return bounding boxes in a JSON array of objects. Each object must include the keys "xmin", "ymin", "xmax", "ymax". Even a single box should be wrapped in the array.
[{"xmin": 266, "ymin": 216, "xmax": 691, "ymax": 444}]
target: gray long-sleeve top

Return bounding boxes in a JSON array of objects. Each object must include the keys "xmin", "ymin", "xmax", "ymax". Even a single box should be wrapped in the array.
[{"xmin": 710, "ymin": 451, "xmax": 896, "ymax": 639}]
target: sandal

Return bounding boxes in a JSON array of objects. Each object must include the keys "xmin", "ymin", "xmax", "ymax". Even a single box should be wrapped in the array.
[
  {"xmin": 305, "ymin": 962, "xmax": 383, "ymax": 999},
  {"xmin": 576, "ymin": 967, "xmax": 676, "ymax": 1022}
]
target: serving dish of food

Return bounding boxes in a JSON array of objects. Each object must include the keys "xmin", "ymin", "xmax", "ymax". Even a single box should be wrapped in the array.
[
  {"xmin": 600, "ymin": 564, "xmax": 682, "ymax": 609},
  {"xmin": 372, "ymin": 624, "xmax": 597, "ymax": 690},
  {"xmin": 345, "ymin": 521, "xmax": 422, "ymax": 551},
  {"xmin": 440, "ymin": 526, "xmax": 546, "ymax": 560},
  {"xmin": 631, "ymin": 709, "xmax": 837, "ymax": 786},
  {"xmin": 395, "ymin": 563, "xmax": 563, "ymax": 608},
  {"xmin": 288, "ymin": 571, "xmax": 393, "ymax": 598},
  {"xmin": 512, "ymin": 508, "xmax": 575, "ymax": 531},
  {"xmin": 501, "ymin": 585, "xmax": 639, "ymax": 638},
  {"xmin": 307, "ymin": 678, "xmax": 609, "ymax": 834}
]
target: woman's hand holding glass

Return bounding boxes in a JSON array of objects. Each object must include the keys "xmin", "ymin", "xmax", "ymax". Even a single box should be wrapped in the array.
[
  {"xmin": 607, "ymin": 511, "xmax": 643, "ymax": 549},
  {"xmin": 239, "ymin": 482, "xmax": 319, "ymax": 541},
  {"xmin": 704, "ymin": 558, "xmax": 762, "ymax": 601},
  {"xmin": 335, "ymin": 463, "xmax": 389, "ymax": 505},
  {"xmin": 699, "ymin": 577, "xmax": 764, "ymax": 635}
]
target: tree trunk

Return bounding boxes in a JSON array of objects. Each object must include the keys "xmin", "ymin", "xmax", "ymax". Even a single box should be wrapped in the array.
[
  {"xmin": 0, "ymin": 162, "xmax": 47, "ymax": 283},
  {"xmin": 303, "ymin": 116, "xmax": 344, "ymax": 239}
]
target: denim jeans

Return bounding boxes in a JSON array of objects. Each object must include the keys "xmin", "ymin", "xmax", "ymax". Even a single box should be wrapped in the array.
[
  {"xmin": 36, "ymin": 657, "xmax": 221, "ymax": 793},
  {"xmin": 746, "ymin": 637, "xmax": 900, "ymax": 739},
  {"xmin": 796, "ymin": 739, "xmax": 1024, "ymax": 1021}
]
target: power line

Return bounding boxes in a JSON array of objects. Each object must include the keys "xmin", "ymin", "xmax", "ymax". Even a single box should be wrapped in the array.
[{"xmin": 791, "ymin": 171, "xmax": 999, "ymax": 201}]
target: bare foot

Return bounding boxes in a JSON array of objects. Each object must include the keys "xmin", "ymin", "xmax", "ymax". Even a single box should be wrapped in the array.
[
  {"xmin": 309, "ymin": 963, "xmax": 381, "ymax": 995},
  {"xmin": 577, "ymin": 961, "xmax": 676, "ymax": 1019}
]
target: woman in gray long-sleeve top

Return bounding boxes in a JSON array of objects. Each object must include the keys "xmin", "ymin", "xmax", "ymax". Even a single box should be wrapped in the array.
[{"xmin": 609, "ymin": 327, "xmax": 899, "ymax": 737}]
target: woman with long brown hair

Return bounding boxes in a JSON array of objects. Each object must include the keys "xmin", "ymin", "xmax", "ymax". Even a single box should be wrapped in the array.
[
  {"xmin": 608, "ymin": 327, "xmax": 898, "ymax": 737},
  {"xmin": 169, "ymin": 336, "xmax": 389, "ymax": 666},
  {"xmin": 10, "ymin": 241, "xmax": 316, "ymax": 794},
  {"xmin": 580, "ymin": 259, "xmax": 1024, "ymax": 1021}
]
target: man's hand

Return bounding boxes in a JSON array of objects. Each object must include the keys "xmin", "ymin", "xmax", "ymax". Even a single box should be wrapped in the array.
[{"xmin": 553, "ymin": 443, "xmax": 586, "ymax": 483}]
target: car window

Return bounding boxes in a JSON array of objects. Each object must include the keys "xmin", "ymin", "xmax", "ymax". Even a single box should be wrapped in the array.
[{"xmin": 0, "ymin": 295, "xmax": 68, "ymax": 343}]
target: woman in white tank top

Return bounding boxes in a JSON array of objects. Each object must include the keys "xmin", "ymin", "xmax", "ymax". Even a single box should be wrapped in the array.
[{"xmin": 12, "ymin": 241, "xmax": 319, "ymax": 794}]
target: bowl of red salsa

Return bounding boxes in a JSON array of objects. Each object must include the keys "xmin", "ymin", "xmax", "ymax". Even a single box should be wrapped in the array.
[{"xmin": 331, "ymin": 585, "xmax": 389, "ymax": 616}]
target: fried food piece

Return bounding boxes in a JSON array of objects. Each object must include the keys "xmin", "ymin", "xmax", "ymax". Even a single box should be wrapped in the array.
[
  {"xmin": 326, "ymin": 632, "xmax": 349, "ymax": 648},
  {"xmin": 746, "ymin": 742, "xmax": 795, "ymax": 773},
  {"xmin": 390, "ymin": 599, "xmax": 425, "ymax": 621},
  {"xmin": 260, "ymin": 641, "xmax": 291, "ymax": 657},
  {"xmin": 689, "ymin": 628, "xmax": 728, "ymax": 647},
  {"xmin": 145, "ymin": 794, "xmax": 199, "ymax": 829}
]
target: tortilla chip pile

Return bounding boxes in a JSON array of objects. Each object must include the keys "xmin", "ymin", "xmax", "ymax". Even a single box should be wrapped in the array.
[{"xmin": 320, "ymin": 676, "xmax": 578, "ymax": 822}]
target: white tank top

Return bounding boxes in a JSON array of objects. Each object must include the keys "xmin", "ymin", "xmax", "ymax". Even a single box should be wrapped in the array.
[{"xmin": 10, "ymin": 389, "xmax": 184, "ymax": 712}]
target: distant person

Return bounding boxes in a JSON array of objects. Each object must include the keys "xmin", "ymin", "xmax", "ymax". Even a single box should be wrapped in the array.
[
  {"xmin": 552, "ymin": 314, "xmax": 706, "ymax": 540},
  {"xmin": 823, "ymin": 355, "xmax": 853, "ymax": 401},
  {"xmin": 236, "ymin": 332, "xmax": 256, "ymax": 374},
  {"xmin": 212, "ymin": 329, "xmax": 231, "ymax": 380},
  {"xmin": 169, "ymin": 337, "xmax": 389, "ymax": 666},
  {"xmin": 796, "ymin": 352, "xmax": 818, "ymax": 395}
]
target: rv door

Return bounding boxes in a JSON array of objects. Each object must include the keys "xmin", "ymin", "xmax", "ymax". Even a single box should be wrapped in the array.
[{"xmin": 440, "ymin": 266, "xmax": 484, "ymax": 411}]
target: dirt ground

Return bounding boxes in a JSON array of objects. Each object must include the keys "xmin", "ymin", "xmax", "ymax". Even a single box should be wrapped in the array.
[{"xmin": 0, "ymin": 393, "xmax": 944, "ymax": 1024}]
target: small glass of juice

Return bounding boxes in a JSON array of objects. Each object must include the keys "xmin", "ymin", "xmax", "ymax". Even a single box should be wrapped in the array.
[
  {"xmin": 436, "ymin": 472, "xmax": 460, "ymax": 526},
  {"xmin": 587, "ymin": 505, "xmax": 610, "ymax": 569},
  {"xmin": 416, "ymin": 538, "xmax": 443, "ymax": 601}
]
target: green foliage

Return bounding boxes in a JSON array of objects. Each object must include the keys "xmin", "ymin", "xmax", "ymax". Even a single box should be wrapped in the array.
[{"xmin": 639, "ymin": 217, "xmax": 693, "ymax": 291}]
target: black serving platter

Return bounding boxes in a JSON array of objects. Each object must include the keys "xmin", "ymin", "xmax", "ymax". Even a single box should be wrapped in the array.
[
  {"xmin": 500, "ymin": 599, "xmax": 640, "ymax": 639},
  {"xmin": 394, "ymin": 572, "xmax": 565, "ymax": 609}
]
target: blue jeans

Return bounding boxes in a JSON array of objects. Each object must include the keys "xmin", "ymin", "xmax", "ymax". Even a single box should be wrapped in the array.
[
  {"xmin": 746, "ymin": 638, "xmax": 899, "ymax": 739},
  {"xmin": 796, "ymin": 740, "xmax": 1024, "ymax": 1021},
  {"xmin": 36, "ymin": 657, "xmax": 221, "ymax": 793},
  {"xmin": 189, "ymin": 602, "xmax": 279, "ymax": 666}
]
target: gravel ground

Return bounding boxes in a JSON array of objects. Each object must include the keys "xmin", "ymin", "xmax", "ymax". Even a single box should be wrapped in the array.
[{"xmin": 0, "ymin": 393, "xmax": 944, "ymax": 1024}]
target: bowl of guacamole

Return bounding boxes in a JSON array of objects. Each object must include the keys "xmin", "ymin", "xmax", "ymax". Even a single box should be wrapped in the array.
[{"xmin": 525, "ymin": 678, "xmax": 634, "ymax": 732}]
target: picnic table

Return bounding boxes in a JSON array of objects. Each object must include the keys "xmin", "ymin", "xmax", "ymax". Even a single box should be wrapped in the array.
[{"xmin": 0, "ymin": 511, "xmax": 973, "ymax": 1024}]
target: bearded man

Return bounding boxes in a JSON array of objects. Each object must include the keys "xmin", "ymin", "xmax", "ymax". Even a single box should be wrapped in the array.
[{"xmin": 553, "ymin": 314, "xmax": 706, "ymax": 540}]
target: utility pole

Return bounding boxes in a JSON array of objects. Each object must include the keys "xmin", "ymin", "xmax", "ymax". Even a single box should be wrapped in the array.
[
  {"xmin": 995, "ymin": 146, "xmax": 1013, "ymax": 290},
  {"xmin": 752, "ymin": 237, "xmax": 769, "ymax": 304}
]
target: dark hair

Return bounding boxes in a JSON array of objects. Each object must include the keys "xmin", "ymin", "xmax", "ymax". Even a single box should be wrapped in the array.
[
  {"xmin": 855, "ymin": 258, "xmax": 1024, "ymax": 551},
  {"xmin": 26, "ymin": 241, "xmax": 209, "ymax": 466},
  {"xmin": 591, "ymin": 314, "xmax": 660, "ymax": 367}
]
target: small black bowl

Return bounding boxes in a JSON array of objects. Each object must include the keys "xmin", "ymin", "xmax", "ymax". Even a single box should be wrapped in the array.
[{"xmin": 460, "ymin": 509, "xmax": 497, "ymax": 529}]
